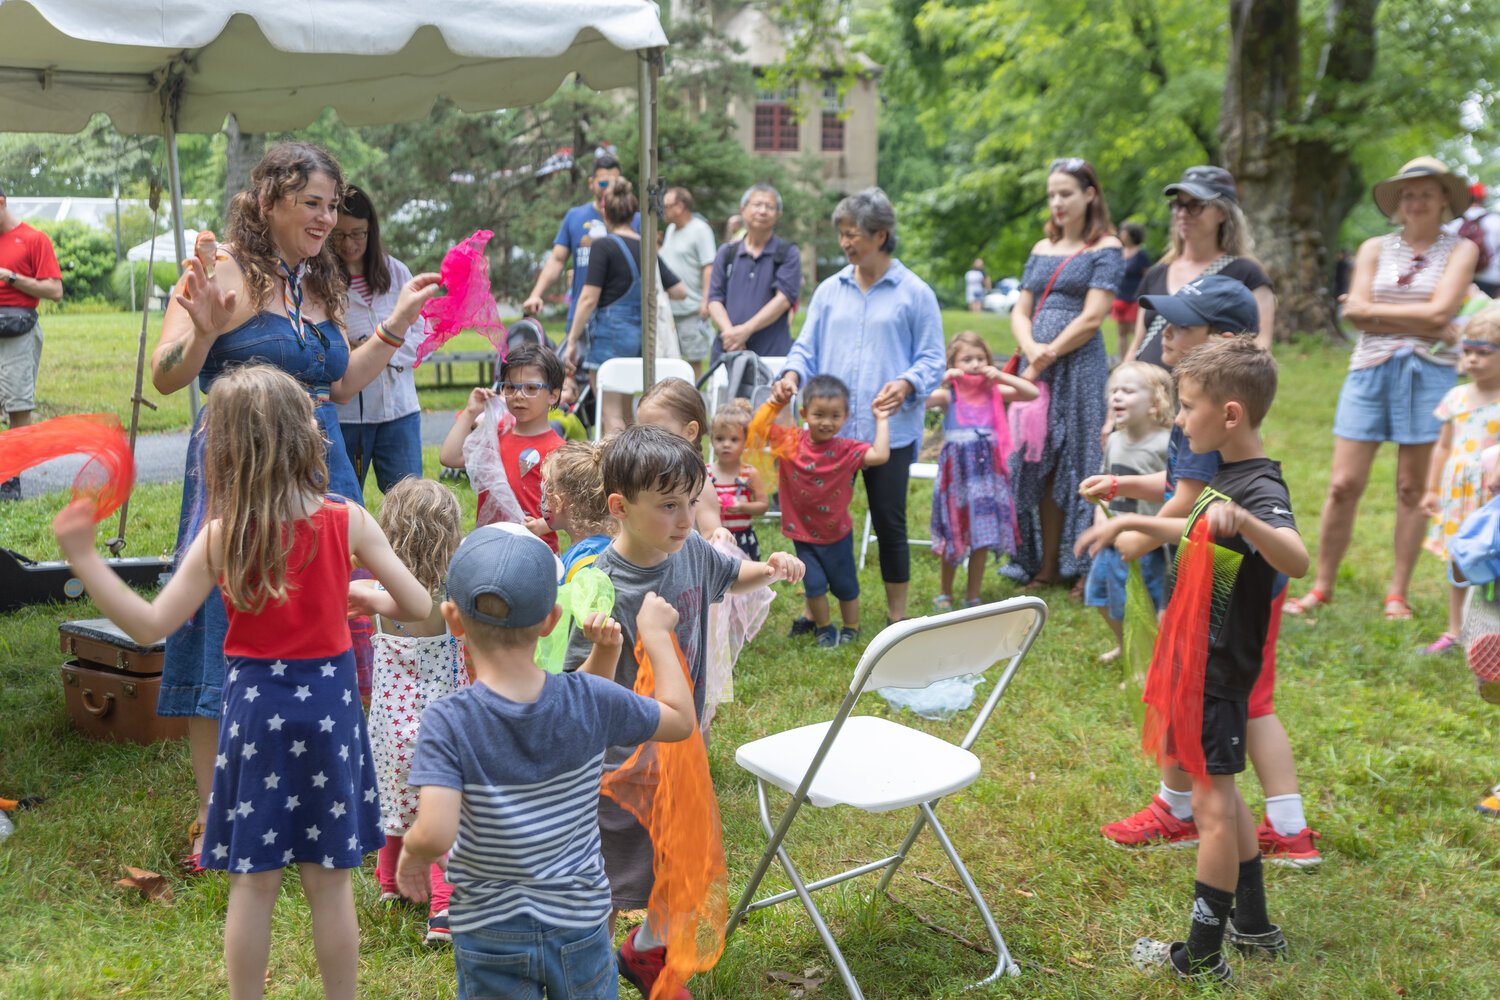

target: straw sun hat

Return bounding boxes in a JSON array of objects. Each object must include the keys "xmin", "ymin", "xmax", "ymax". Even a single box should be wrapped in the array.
[{"xmin": 1371, "ymin": 157, "xmax": 1471, "ymax": 219}]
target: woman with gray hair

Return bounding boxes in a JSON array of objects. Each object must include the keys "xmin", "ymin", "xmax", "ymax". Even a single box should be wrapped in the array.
[{"xmin": 771, "ymin": 187, "xmax": 946, "ymax": 626}]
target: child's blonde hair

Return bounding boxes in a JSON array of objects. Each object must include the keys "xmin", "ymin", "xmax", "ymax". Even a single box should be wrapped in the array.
[
  {"xmin": 1463, "ymin": 307, "xmax": 1500, "ymax": 346},
  {"xmin": 710, "ymin": 398, "xmax": 753, "ymax": 438},
  {"xmin": 637, "ymin": 377, "xmax": 708, "ymax": 447},
  {"xmin": 541, "ymin": 441, "xmax": 613, "ymax": 539},
  {"xmin": 946, "ymin": 330, "xmax": 994, "ymax": 368},
  {"xmin": 377, "ymin": 478, "xmax": 462, "ymax": 596},
  {"xmin": 1107, "ymin": 361, "xmax": 1175, "ymax": 430},
  {"xmin": 202, "ymin": 364, "xmax": 328, "ymax": 614}
]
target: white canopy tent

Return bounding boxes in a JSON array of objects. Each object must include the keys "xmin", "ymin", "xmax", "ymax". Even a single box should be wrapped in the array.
[
  {"xmin": 0, "ymin": 0, "xmax": 666, "ymax": 549},
  {"xmin": 0, "ymin": 0, "xmax": 668, "ymax": 374}
]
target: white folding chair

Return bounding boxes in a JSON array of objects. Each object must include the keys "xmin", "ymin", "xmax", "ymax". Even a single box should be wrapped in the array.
[
  {"xmin": 857, "ymin": 461, "xmax": 939, "ymax": 570},
  {"xmin": 727, "ymin": 597, "xmax": 1048, "ymax": 997},
  {"xmin": 591, "ymin": 356, "xmax": 696, "ymax": 440}
]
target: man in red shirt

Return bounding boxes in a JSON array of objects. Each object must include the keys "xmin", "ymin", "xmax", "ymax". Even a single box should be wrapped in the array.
[{"xmin": 0, "ymin": 182, "xmax": 64, "ymax": 499}]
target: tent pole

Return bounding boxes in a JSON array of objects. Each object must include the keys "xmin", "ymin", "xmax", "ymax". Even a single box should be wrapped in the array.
[
  {"xmin": 165, "ymin": 117, "xmax": 199, "ymax": 419},
  {"xmin": 638, "ymin": 49, "xmax": 660, "ymax": 386}
]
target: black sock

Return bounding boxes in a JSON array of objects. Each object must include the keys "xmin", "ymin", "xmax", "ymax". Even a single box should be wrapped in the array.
[
  {"xmin": 1233, "ymin": 855, "xmax": 1272, "ymax": 934},
  {"xmin": 1181, "ymin": 880, "xmax": 1234, "ymax": 970}
]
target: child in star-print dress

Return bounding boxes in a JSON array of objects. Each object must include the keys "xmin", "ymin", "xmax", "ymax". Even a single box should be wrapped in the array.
[
  {"xmin": 54, "ymin": 366, "xmax": 433, "ymax": 1000},
  {"xmin": 352, "ymin": 478, "xmax": 466, "ymax": 941}
]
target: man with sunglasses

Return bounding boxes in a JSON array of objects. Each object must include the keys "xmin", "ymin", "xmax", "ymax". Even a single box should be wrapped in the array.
[{"xmin": 522, "ymin": 153, "xmax": 639, "ymax": 332}]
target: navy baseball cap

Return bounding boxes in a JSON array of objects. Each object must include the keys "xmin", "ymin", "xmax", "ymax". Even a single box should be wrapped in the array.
[
  {"xmin": 1139, "ymin": 274, "xmax": 1259, "ymax": 334},
  {"xmin": 447, "ymin": 524, "xmax": 560, "ymax": 628}
]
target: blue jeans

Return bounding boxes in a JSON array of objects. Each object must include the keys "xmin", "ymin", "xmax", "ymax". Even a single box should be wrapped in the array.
[
  {"xmin": 453, "ymin": 916, "xmax": 617, "ymax": 1000},
  {"xmin": 340, "ymin": 411, "xmax": 423, "ymax": 503}
]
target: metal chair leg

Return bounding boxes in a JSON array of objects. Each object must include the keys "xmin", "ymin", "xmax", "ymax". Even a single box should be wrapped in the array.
[
  {"xmin": 728, "ymin": 778, "xmax": 808, "ymax": 939},
  {"xmin": 873, "ymin": 807, "xmax": 930, "ymax": 895},
  {"xmin": 919, "ymin": 802, "xmax": 1021, "ymax": 983},
  {"xmin": 774, "ymin": 838, "xmax": 865, "ymax": 1000}
]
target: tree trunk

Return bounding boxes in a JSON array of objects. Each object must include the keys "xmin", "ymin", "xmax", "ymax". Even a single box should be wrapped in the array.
[
  {"xmin": 223, "ymin": 114, "xmax": 265, "ymax": 227},
  {"xmin": 1219, "ymin": 0, "xmax": 1378, "ymax": 341}
]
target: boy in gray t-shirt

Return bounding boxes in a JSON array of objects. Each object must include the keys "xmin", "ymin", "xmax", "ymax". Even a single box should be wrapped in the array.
[{"xmin": 563, "ymin": 425, "xmax": 804, "ymax": 999}]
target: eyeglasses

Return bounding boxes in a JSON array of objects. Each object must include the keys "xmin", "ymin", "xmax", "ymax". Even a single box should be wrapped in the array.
[
  {"xmin": 1169, "ymin": 198, "xmax": 1209, "ymax": 217},
  {"xmin": 1050, "ymin": 157, "xmax": 1086, "ymax": 174},
  {"xmin": 499, "ymin": 381, "xmax": 549, "ymax": 398},
  {"xmin": 331, "ymin": 230, "xmax": 368, "ymax": 243},
  {"xmin": 1396, "ymin": 254, "xmax": 1428, "ymax": 287}
]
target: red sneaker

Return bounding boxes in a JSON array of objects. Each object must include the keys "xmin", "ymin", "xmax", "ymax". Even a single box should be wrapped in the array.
[
  {"xmin": 1100, "ymin": 796, "xmax": 1199, "ymax": 849},
  {"xmin": 1256, "ymin": 818, "xmax": 1322, "ymax": 868},
  {"xmin": 617, "ymin": 926, "xmax": 692, "ymax": 1000}
]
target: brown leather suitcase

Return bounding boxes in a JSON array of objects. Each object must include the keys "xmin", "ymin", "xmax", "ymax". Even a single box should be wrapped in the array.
[
  {"xmin": 58, "ymin": 618, "xmax": 165, "ymax": 676},
  {"xmin": 59, "ymin": 659, "xmax": 187, "ymax": 745}
]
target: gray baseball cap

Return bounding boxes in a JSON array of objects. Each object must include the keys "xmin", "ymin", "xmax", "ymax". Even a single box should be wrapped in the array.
[
  {"xmin": 447, "ymin": 524, "xmax": 560, "ymax": 627},
  {"xmin": 1164, "ymin": 165, "xmax": 1237, "ymax": 204}
]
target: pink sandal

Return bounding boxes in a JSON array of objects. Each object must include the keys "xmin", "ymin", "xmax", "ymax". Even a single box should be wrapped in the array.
[
  {"xmin": 1421, "ymin": 632, "xmax": 1458, "ymax": 655},
  {"xmin": 1284, "ymin": 589, "xmax": 1329, "ymax": 616}
]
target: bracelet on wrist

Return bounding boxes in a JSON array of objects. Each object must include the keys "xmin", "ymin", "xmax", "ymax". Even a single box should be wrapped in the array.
[
  {"xmin": 1104, "ymin": 475, "xmax": 1119, "ymax": 502},
  {"xmin": 374, "ymin": 322, "xmax": 404, "ymax": 348}
]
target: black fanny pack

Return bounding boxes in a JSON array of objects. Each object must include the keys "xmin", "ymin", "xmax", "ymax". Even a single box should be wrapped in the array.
[{"xmin": 0, "ymin": 306, "xmax": 38, "ymax": 338}]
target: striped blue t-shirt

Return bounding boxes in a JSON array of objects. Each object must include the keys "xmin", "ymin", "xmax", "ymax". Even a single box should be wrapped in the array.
[{"xmin": 408, "ymin": 671, "xmax": 659, "ymax": 931}]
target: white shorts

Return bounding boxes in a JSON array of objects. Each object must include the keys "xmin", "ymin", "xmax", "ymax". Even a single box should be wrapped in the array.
[{"xmin": 0, "ymin": 321, "xmax": 42, "ymax": 414}]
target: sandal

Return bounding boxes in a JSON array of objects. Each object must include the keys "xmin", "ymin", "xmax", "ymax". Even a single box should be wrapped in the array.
[
  {"xmin": 1383, "ymin": 593, "xmax": 1413, "ymax": 621},
  {"xmin": 1421, "ymin": 632, "xmax": 1458, "ymax": 655},
  {"xmin": 931, "ymin": 595, "xmax": 954, "ymax": 612},
  {"xmin": 1284, "ymin": 589, "xmax": 1329, "ymax": 616},
  {"xmin": 1018, "ymin": 576, "xmax": 1057, "ymax": 593},
  {"xmin": 180, "ymin": 819, "xmax": 208, "ymax": 876}
]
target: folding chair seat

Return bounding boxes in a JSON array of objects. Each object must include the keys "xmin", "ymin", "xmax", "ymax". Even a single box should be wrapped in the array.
[
  {"xmin": 857, "ymin": 461, "xmax": 939, "ymax": 570},
  {"xmin": 590, "ymin": 356, "xmax": 696, "ymax": 440},
  {"xmin": 727, "ymin": 597, "xmax": 1047, "ymax": 998}
]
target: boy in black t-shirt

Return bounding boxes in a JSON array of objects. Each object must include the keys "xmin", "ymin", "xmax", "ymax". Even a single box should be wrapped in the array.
[{"xmin": 1093, "ymin": 338, "xmax": 1309, "ymax": 982}]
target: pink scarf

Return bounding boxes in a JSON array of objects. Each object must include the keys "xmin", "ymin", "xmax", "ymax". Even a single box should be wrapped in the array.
[{"xmin": 951, "ymin": 372, "xmax": 1013, "ymax": 476}]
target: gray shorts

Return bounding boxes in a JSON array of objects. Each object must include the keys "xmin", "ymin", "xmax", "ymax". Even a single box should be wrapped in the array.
[
  {"xmin": 0, "ymin": 321, "xmax": 42, "ymax": 414},
  {"xmin": 674, "ymin": 313, "xmax": 712, "ymax": 364},
  {"xmin": 598, "ymin": 792, "xmax": 654, "ymax": 909}
]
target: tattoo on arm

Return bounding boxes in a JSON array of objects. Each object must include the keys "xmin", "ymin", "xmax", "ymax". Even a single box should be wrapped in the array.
[{"xmin": 159, "ymin": 342, "xmax": 185, "ymax": 374}]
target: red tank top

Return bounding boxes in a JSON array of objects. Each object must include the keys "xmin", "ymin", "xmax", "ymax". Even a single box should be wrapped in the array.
[{"xmin": 222, "ymin": 498, "xmax": 353, "ymax": 659}]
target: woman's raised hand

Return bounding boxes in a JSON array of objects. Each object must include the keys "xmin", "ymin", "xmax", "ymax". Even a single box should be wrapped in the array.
[
  {"xmin": 174, "ymin": 255, "xmax": 237, "ymax": 339},
  {"xmin": 387, "ymin": 273, "xmax": 444, "ymax": 333}
]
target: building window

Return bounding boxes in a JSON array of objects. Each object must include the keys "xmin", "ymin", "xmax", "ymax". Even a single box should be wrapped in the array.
[
  {"xmin": 754, "ymin": 85, "xmax": 800, "ymax": 152},
  {"xmin": 820, "ymin": 111, "xmax": 845, "ymax": 152}
]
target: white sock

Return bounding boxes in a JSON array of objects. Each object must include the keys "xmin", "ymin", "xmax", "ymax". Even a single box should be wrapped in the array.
[
  {"xmin": 1263, "ymin": 793, "xmax": 1306, "ymax": 836},
  {"xmin": 1159, "ymin": 783, "xmax": 1194, "ymax": 821},
  {"xmin": 633, "ymin": 922, "xmax": 665, "ymax": 951}
]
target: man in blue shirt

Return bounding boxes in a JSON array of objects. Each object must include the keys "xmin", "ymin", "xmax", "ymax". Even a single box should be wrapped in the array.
[
  {"xmin": 522, "ymin": 154, "xmax": 639, "ymax": 331},
  {"xmin": 706, "ymin": 183, "xmax": 802, "ymax": 361}
]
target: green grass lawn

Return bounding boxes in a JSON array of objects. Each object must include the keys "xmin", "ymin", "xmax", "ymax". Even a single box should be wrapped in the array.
[{"xmin": 2, "ymin": 313, "xmax": 1498, "ymax": 998}]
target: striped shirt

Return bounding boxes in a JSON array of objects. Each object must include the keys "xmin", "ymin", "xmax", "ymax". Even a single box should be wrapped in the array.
[
  {"xmin": 1349, "ymin": 231, "xmax": 1461, "ymax": 371},
  {"xmin": 407, "ymin": 672, "xmax": 659, "ymax": 932}
]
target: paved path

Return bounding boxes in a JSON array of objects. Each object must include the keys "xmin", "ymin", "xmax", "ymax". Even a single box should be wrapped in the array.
[{"xmin": 11, "ymin": 411, "xmax": 459, "ymax": 500}]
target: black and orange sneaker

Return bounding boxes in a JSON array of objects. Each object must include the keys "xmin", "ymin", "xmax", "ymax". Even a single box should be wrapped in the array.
[{"xmin": 617, "ymin": 926, "xmax": 691, "ymax": 1000}]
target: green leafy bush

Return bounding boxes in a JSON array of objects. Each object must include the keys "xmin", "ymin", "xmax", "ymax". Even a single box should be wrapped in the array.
[
  {"xmin": 31, "ymin": 219, "xmax": 117, "ymax": 301},
  {"xmin": 110, "ymin": 259, "xmax": 181, "ymax": 306}
]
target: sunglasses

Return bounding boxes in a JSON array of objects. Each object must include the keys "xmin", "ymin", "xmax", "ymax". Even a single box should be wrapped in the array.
[
  {"xmin": 1395, "ymin": 254, "xmax": 1428, "ymax": 287},
  {"xmin": 1168, "ymin": 198, "xmax": 1209, "ymax": 217},
  {"xmin": 1050, "ymin": 157, "xmax": 1086, "ymax": 174}
]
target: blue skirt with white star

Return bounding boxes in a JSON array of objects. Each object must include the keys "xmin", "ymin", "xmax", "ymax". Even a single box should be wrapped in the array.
[{"xmin": 202, "ymin": 649, "xmax": 384, "ymax": 873}]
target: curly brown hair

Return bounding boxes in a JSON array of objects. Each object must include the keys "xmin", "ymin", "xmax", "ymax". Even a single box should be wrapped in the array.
[
  {"xmin": 225, "ymin": 142, "xmax": 348, "ymax": 329},
  {"xmin": 542, "ymin": 441, "xmax": 613, "ymax": 540},
  {"xmin": 377, "ymin": 478, "xmax": 463, "ymax": 597}
]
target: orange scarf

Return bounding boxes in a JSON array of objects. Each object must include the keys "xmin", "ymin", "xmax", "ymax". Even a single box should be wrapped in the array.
[{"xmin": 1140, "ymin": 518, "xmax": 1214, "ymax": 776}]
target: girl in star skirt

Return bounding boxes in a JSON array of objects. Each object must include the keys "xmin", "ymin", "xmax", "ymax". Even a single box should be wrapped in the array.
[{"xmin": 54, "ymin": 364, "xmax": 431, "ymax": 1000}]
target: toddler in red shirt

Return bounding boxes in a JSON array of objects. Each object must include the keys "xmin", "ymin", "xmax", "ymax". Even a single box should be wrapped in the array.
[
  {"xmin": 439, "ymin": 344, "xmax": 565, "ymax": 550},
  {"xmin": 755, "ymin": 374, "xmax": 894, "ymax": 647}
]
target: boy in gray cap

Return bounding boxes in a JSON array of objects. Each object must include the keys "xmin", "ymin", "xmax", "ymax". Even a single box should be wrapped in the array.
[{"xmin": 396, "ymin": 523, "xmax": 697, "ymax": 999}]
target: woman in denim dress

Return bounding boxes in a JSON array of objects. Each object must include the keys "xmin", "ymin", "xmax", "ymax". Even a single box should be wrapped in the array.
[{"xmin": 148, "ymin": 141, "xmax": 440, "ymax": 872}]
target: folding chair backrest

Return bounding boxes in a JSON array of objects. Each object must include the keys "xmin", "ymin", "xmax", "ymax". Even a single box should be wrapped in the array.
[
  {"xmin": 848, "ymin": 598, "xmax": 1046, "ymax": 748},
  {"xmin": 591, "ymin": 357, "xmax": 698, "ymax": 438}
]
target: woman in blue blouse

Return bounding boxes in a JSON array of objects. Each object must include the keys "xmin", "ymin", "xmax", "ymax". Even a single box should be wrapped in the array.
[
  {"xmin": 772, "ymin": 188, "xmax": 945, "ymax": 622},
  {"xmin": 148, "ymin": 142, "xmax": 440, "ymax": 871},
  {"xmin": 1006, "ymin": 157, "xmax": 1122, "ymax": 592}
]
